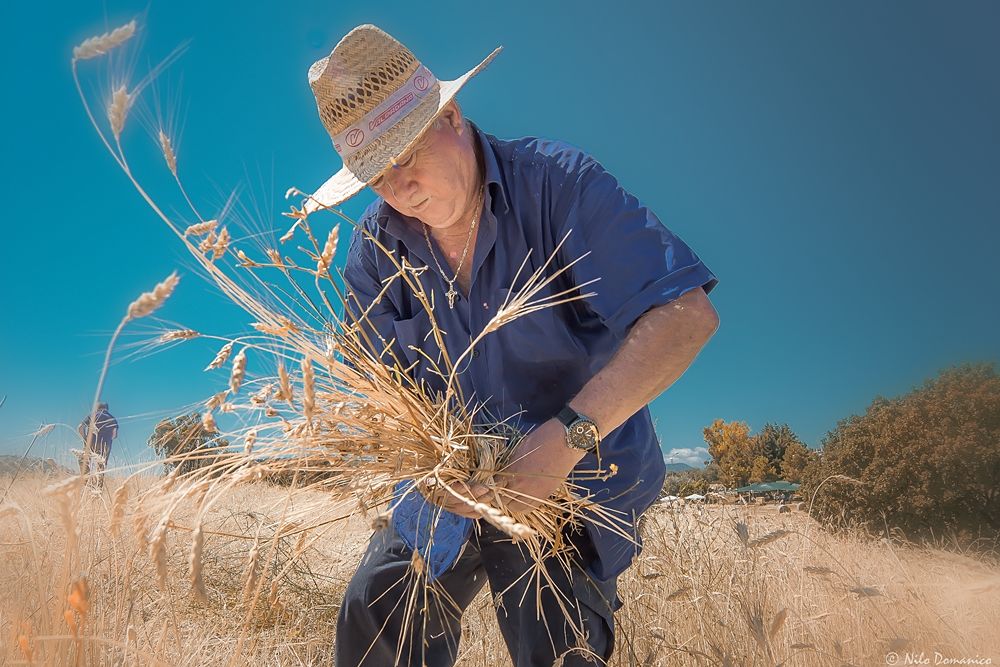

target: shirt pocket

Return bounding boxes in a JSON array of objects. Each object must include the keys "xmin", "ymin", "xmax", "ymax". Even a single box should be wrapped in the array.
[
  {"xmin": 495, "ymin": 287, "xmax": 586, "ymax": 361},
  {"xmin": 390, "ymin": 308, "xmax": 442, "ymax": 372}
]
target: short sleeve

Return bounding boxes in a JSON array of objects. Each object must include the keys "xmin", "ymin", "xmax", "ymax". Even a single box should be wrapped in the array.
[
  {"xmin": 551, "ymin": 155, "xmax": 718, "ymax": 339},
  {"xmin": 342, "ymin": 220, "xmax": 406, "ymax": 366}
]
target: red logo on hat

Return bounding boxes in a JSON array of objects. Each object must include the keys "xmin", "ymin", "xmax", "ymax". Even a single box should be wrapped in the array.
[
  {"xmin": 346, "ymin": 128, "xmax": 365, "ymax": 148},
  {"xmin": 414, "ymin": 75, "xmax": 428, "ymax": 91}
]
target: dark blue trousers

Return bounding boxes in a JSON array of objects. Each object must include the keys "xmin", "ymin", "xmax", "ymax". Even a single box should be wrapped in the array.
[{"xmin": 336, "ymin": 520, "xmax": 620, "ymax": 666}]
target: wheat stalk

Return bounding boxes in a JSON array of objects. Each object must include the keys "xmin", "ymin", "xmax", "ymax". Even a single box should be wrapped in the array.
[
  {"xmin": 184, "ymin": 220, "xmax": 218, "ymax": 237},
  {"xmin": 149, "ymin": 521, "xmax": 169, "ymax": 589},
  {"xmin": 108, "ymin": 85, "xmax": 132, "ymax": 140},
  {"xmin": 229, "ymin": 348, "xmax": 247, "ymax": 395},
  {"xmin": 77, "ymin": 272, "xmax": 181, "ymax": 481},
  {"xmin": 240, "ymin": 544, "xmax": 261, "ymax": 600},
  {"xmin": 277, "ymin": 362, "xmax": 292, "ymax": 402},
  {"xmin": 769, "ymin": 608, "xmax": 788, "ymax": 639},
  {"xmin": 158, "ymin": 128, "xmax": 178, "ymax": 176},
  {"xmin": 317, "ymin": 225, "xmax": 339, "ymax": 275},
  {"xmin": 158, "ymin": 329, "xmax": 199, "ymax": 342},
  {"xmin": 301, "ymin": 357, "xmax": 315, "ymax": 422},
  {"xmin": 747, "ymin": 529, "xmax": 791, "ymax": 549},
  {"xmin": 212, "ymin": 226, "xmax": 231, "ymax": 259},
  {"xmin": 127, "ymin": 272, "xmax": 179, "ymax": 321},
  {"xmin": 205, "ymin": 391, "xmax": 227, "ymax": 410},
  {"xmin": 189, "ymin": 523, "xmax": 206, "ymax": 600},
  {"xmin": 201, "ymin": 412, "xmax": 218, "ymax": 434},
  {"xmin": 244, "ymin": 429, "xmax": 257, "ymax": 455},
  {"xmin": 73, "ymin": 20, "xmax": 137, "ymax": 61},
  {"xmin": 109, "ymin": 482, "xmax": 129, "ymax": 537},
  {"xmin": 205, "ymin": 341, "xmax": 234, "ymax": 371}
]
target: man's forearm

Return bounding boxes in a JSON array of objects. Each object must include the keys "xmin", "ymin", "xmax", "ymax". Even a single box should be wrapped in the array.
[{"xmin": 568, "ymin": 287, "xmax": 719, "ymax": 437}]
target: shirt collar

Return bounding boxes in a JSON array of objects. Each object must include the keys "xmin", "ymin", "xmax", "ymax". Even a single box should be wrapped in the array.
[
  {"xmin": 375, "ymin": 120, "xmax": 510, "ymax": 239},
  {"xmin": 473, "ymin": 120, "xmax": 511, "ymax": 216}
]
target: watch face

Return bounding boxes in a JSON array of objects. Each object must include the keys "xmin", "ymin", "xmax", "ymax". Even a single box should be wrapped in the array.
[{"xmin": 569, "ymin": 420, "xmax": 599, "ymax": 451}]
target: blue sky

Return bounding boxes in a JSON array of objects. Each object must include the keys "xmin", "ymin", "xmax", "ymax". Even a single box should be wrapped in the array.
[{"xmin": 1, "ymin": 1, "xmax": 997, "ymax": 469}]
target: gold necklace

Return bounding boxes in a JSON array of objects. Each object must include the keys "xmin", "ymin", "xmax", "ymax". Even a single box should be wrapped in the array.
[{"xmin": 423, "ymin": 181, "xmax": 485, "ymax": 309}]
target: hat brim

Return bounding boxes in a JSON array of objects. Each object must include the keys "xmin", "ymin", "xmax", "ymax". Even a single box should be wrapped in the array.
[{"xmin": 302, "ymin": 45, "xmax": 503, "ymax": 215}]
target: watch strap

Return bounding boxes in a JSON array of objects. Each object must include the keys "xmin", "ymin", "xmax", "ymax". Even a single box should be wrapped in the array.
[{"xmin": 556, "ymin": 405, "xmax": 579, "ymax": 429}]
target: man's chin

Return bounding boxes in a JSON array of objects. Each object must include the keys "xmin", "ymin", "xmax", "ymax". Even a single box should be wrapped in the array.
[{"xmin": 406, "ymin": 202, "xmax": 434, "ymax": 223}]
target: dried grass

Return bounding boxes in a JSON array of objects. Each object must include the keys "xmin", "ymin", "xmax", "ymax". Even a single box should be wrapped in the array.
[{"xmin": 3, "ymin": 479, "xmax": 997, "ymax": 665}]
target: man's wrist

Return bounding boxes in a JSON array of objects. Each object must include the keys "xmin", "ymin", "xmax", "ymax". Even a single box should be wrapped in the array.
[
  {"xmin": 556, "ymin": 405, "xmax": 602, "ymax": 453},
  {"xmin": 567, "ymin": 398, "xmax": 610, "ymax": 439},
  {"xmin": 548, "ymin": 418, "xmax": 589, "ymax": 465}
]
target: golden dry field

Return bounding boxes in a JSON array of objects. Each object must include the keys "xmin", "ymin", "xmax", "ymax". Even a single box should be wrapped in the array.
[{"xmin": 2, "ymin": 472, "xmax": 997, "ymax": 666}]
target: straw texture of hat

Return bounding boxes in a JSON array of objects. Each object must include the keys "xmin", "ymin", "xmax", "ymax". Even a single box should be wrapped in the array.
[{"xmin": 306, "ymin": 25, "xmax": 501, "ymax": 212}]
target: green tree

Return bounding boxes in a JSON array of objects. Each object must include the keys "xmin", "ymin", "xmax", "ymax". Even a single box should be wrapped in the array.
[
  {"xmin": 749, "ymin": 455, "xmax": 773, "ymax": 483},
  {"xmin": 679, "ymin": 478, "xmax": 709, "ymax": 496},
  {"xmin": 662, "ymin": 469, "xmax": 711, "ymax": 497},
  {"xmin": 780, "ymin": 441, "xmax": 818, "ymax": 483},
  {"xmin": 149, "ymin": 413, "xmax": 230, "ymax": 475},
  {"xmin": 802, "ymin": 363, "xmax": 1000, "ymax": 544},
  {"xmin": 701, "ymin": 460, "xmax": 721, "ymax": 484},
  {"xmin": 754, "ymin": 422, "xmax": 804, "ymax": 480},
  {"xmin": 660, "ymin": 474, "xmax": 681, "ymax": 497}
]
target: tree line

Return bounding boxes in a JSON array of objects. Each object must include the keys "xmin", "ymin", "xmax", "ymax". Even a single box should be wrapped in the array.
[{"xmin": 664, "ymin": 362, "xmax": 998, "ymax": 547}]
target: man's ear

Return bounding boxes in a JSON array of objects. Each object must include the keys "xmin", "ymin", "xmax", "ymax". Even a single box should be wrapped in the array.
[{"xmin": 441, "ymin": 100, "xmax": 464, "ymax": 134}]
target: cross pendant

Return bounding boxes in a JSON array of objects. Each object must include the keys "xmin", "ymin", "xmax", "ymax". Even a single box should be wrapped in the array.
[{"xmin": 445, "ymin": 286, "xmax": 458, "ymax": 309}]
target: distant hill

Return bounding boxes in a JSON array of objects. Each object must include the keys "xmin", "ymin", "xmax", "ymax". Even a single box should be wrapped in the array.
[
  {"xmin": 0, "ymin": 455, "xmax": 72, "ymax": 478},
  {"xmin": 664, "ymin": 462, "xmax": 696, "ymax": 473}
]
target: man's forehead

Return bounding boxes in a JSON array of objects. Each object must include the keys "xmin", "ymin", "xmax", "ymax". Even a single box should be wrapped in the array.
[
  {"xmin": 380, "ymin": 124, "xmax": 437, "ymax": 175},
  {"xmin": 406, "ymin": 123, "xmax": 439, "ymax": 154}
]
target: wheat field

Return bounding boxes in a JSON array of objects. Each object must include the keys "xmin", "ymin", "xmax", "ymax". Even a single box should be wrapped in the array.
[
  {"xmin": 2, "ymin": 471, "xmax": 997, "ymax": 666},
  {"xmin": 34, "ymin": 15, "xmax": 999, "ymax": 667}
]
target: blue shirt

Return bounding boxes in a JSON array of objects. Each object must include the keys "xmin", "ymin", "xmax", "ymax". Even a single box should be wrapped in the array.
[
  {"xmin": 79, "ymin": 409, "xmax": 117, "ymax": 457},
  {"xmin": 343, "ymin": 121, "xmax": 719, "ymax": 581}
]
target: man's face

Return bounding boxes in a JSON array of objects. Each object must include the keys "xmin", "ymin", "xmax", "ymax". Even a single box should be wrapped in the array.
[{"xmin": 368, "ymin": 105, "xmax": 475, "ymax": 231}]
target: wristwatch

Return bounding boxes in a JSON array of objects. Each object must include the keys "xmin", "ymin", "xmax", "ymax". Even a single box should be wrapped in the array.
[{"xmin": 555, "ymin": 406, "xmax": 601, "ymax": 452}]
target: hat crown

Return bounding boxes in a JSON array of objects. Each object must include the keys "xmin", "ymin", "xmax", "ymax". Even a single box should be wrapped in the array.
[
  {"xmin": 303, "ymin": 25, "xmax": 501, "ymax": 211},
  {"xmin": 309, "ymin": 25, "xmax": 425, "ymax": 138}
]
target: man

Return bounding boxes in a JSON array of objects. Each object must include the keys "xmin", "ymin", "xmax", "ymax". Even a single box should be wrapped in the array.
[
  {"xmin": 305, "ymin": 25, "xmax": 720, "ymax": 666},
  {"xmin": 77, "ymin": 401, "xmax": 118, "ymax": 488}
]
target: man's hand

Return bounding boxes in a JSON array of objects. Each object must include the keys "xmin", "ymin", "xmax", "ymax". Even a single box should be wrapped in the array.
[
  {"xmin": 496, "ymin": 418, "xmax": 586, "ymax": 513},
  {"xmin": 421, "ymin": 477, "xmax": 493, "ymax": 520},
  {"xmin": 420, "ymin": 420, "xmax": 584, "ymax": 517}
]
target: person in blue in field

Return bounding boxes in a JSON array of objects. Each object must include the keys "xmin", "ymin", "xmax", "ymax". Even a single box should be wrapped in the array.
[
  {"xmin": 77, "ymin": 401, "xmax": 118, "ymax": 488},
  {"xmin": 305, "ymin": 25, "xmax": 721, "ymax": 667}
]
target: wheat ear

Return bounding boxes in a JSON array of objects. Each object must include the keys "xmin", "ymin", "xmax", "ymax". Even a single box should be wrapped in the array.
[
  {"xmin": 127, "ymin": 272, "xmax": 179, "ymax": 321},
  {"xmin": 73, "ymin": 20, "xmax": 137, "ymax": 61}
]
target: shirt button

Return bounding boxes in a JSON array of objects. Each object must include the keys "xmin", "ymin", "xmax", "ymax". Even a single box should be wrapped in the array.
[
  {"xmin": 482, "ymin": 302, "xmax": 488, "ymax": 310},
  {"xmin": 473, "ymin": 349, "xmax": 481, "ymax": 358}
]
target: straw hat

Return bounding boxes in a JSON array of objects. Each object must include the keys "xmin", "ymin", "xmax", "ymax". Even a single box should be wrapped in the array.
[{"xmin": 305, "ymin": 24, "xmax": 501, "ymax": 212}]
